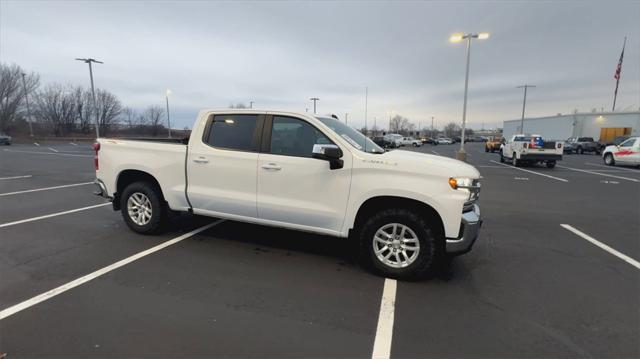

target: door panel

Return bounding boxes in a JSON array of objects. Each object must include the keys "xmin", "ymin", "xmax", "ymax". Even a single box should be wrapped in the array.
[{"xmin": 257, "ymin": 115, "xmax": 351, "ymax": 232}]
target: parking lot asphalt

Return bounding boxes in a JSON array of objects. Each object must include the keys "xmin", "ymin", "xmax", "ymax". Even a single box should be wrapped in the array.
[{"xmin": 1, "ymin": 142, "xmax": 638, "ymax": 358}]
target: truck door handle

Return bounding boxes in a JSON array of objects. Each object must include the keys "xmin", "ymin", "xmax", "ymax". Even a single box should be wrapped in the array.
[
  {"xmin": 261, "ymin": 163, "xmax": 281, "ymax": 171},
  {"xmin": 193, "ymin": 156, "xmax": 209, "ymax": 164}
]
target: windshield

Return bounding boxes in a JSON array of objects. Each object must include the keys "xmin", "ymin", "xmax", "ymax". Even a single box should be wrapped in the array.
[{"xmin": 316, "ymin": 117, "xmax": 384, "ymax": 154}]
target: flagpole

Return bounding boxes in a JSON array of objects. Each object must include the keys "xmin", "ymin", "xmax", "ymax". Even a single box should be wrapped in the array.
[{"xmin": 612, "ymin": 36, "xmax": 626, "ymax": 112}]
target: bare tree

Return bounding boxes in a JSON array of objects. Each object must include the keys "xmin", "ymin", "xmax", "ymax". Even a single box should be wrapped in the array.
[
  {"xmin": 95, "ymin": 89, "xmax": 122, "ymax": 136},
  {"xmin": 121, "ymin": 107, "xmax": 138, "ymax": 129},
  {"xmin": 73, "ymin": 86, "xmax": 93, "ymax": 134},
  {"xmin": 389, "ymin": 115, "xmax": 414, "ymax": 135},
  {"xmin": 444, "ymin": 122, "xmax": 461, "ymax": 138},
  {"xmin": 35, "ymin": 84, "xmax": 77, "ymax": 136},
  {"xmin": 142, "ymin": 105, "xmax": 165, "ymax": 136},
  {"xmin": 229, "ymin": 102, "xmax": 248, "ymax": 109},
  {"xmin": 0, "ymin": 63, "xmax": 40, "ymax": 133}
]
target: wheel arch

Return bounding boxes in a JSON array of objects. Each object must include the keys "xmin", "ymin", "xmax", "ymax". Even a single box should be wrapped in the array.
[
  {"xmin": 114, "ymin": 169, "xmax": 165, "ymax": 210},
  {"xmin": 350, "ymin": 196, "xmax": 445, "ymax": 240}
]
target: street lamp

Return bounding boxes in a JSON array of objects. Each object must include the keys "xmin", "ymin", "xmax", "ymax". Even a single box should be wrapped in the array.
[
  {"xmin": 345, "ymin": 112, "xmax": 348, "ymax": 125},
  {"xmin": 310, "ymin": 97, "xmax": 319, "ymax": 114},
  {"xmin": 20, "ymin": 73, "xmax": 34, "ymax": 137},
  {"xmin": 517, "ymin": 84, "xmax": 536, "ymax": 134},
  {"xmin": 75, "ymin": 58, "xmax": 103, "ymax": 138},
  {"xmin": 249, "ymin": 101, "xmax": 254, "ymax": 109},
  {"xmin": 165, "ymin": 89, "xmax": 172, "ymax": 138},
  {"xmin": 449, "ymin": 32, "xmax": 489, "ymax": 161}
]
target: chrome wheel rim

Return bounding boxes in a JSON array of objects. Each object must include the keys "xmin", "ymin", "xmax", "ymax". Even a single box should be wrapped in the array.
[
  {"xmin": 373, "ymin": 223, "xmax": 420, "ymax": 269},
  {"xmin": 127, "ymin": 192, "xmax": 152, "ymax": 226}
]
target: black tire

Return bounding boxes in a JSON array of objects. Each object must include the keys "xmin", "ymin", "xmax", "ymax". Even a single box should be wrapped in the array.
[
  {"xmin": 500, "ymin": 151, "xmax": 505, "ymax": 163},
  {"xmin": 577, "ymin": 146, "xmax": 583, "ymax": 154},
  {"xmin": 546, "ymin": 161, "xmax": 556, "ymax": 168},
  {"xmin": 358, "ymin": 208, "xmax": 441, "ymax": 280},
  {"xmin": 412, "ymin": 143, "xmax": 418, "ymax": 147},
  {"xmin": 485, "ymin": 147, "xmax": 489, "ymax": 152},
  {"xmin": 120, "ymin": 181, "xmax": 167, "ymax": 234},
  {"xmin": 604, "ymin": 153, "xmax": 615, "ymax": 166},
  {"xmin": 512, "ymin": 153, "xmax": 519, "ymax": 167}
]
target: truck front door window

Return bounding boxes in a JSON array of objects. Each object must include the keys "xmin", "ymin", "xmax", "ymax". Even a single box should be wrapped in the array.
[{"xmin": 270, "ymin": 116, "xmax": 332, "ymax": 158}]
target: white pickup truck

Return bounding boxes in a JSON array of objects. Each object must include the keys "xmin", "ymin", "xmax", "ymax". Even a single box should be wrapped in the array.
[
  {"xmin": 500, "ymin": 134, "xmax": 563, "ymax": 168},
  {"xmin": 94, "ymin": 110, "xmax": 482, "ymax": 279}
]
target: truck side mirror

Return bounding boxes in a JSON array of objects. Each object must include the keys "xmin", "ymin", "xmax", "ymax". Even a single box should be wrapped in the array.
[{"xmin": 312, "ymin": 144, "xmax": 344, "ymax": 170}]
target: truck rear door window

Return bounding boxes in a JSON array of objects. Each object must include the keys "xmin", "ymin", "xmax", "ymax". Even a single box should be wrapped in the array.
[{"xmin": 205, "ymin": 114, "xmax": 259, "ymax": 151}]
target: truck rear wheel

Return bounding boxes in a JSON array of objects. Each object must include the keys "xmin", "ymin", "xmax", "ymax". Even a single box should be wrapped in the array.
[
  {"xmin": 512, "ymin": 153, "xmax": 519, "ymax": 167},
  {"xmin": 120, "ymin": 181, "xmax": 167, "ymax": 234},
  {"xmin": 546, "ymin": 161, "xmax": 556, "ymax": 168},
  {"xmin": 358, "ymin": 208, "xmax": 440, "ymax": 280}
]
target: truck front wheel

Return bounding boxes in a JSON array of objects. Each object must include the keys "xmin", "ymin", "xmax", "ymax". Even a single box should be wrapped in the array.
[
  {"xmin": 358, "ymin": 208, "xmax": 440, "ymax": 280},
  {"xmin": 120, "ymin": 181, "xmax": 167, "ymax": 234}
]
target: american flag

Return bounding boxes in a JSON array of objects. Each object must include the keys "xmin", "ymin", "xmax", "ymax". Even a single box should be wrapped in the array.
[
  {"xmin": 612, "ymin": 37, "xmax": 627, "ymax": 111},
  {"xmin": 614, "ymin": 38, "xmax": 626, "ymax": 82}
]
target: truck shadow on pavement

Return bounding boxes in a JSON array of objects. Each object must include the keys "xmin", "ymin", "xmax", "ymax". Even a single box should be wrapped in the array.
[{"xmin": 181, "ymin": 215, "xmax": 458, "ymax": 281}]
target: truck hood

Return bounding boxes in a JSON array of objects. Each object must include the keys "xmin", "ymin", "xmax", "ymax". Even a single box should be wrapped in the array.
[{"xmin": 379, "ymin": 150, "xmax": 481, "ymax": 178}]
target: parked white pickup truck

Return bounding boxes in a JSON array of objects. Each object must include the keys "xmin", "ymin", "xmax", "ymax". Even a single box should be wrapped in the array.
[
  {"xmin": 94, "ymin": 110, "xmax": 482, "ymax": 279},
  {"xmin": 500, "ymin": 134, "xmax": 563, "ymax": 168}
]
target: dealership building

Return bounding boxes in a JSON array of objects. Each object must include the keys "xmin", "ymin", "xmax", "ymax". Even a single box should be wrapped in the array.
[{"xmin": 503, "ymin": 111, "xmax": 640, "ymax": 142}]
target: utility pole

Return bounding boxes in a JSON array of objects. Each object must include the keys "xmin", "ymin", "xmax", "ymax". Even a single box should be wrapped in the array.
[
  {"xmin": 249, "ymin": 101, "xmax": 254, "ymax": 109},
  {"xmin": 165, "ymin": 89, "xmax": 172, "ymax": 138},
  {"xmin": 310, "ymin": 97, "xmax": 319, "ymax": 114},
  {"xmin": 75, "ymin": 58, "xmax": 103, "ymax": 138},
  {"xmin": 517, "ymin": 84, "xmax": 536, "ymax": 134},
  {"xmin": 21, "ymin": 73, "xmax": 34, "ymax": 137},
  {"xmin": 345, "ymin": 113, "xmax": 348, "ymax": 124}
]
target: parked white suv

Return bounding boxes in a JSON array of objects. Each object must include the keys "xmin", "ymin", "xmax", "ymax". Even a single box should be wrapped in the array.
[{"xmin": 94, "ymin": 110, "xmax": 482, "ymax": 279}]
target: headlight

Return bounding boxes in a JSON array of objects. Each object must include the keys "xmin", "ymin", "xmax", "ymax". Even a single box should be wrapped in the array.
[
  {"xmin": 449, "ymin": 177, "xmax": 481, "ymax": 202},
  {"xmin": 448, "ymin": 177, "xmax": 476, "ymax": 190}
]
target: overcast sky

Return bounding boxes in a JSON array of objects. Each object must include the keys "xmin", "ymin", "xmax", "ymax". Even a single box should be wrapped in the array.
[{"xmin": 1, "ymin": 0, "xmax": 639, "ymax": 130}]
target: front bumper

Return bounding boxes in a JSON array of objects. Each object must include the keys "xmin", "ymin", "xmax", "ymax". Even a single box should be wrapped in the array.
[{"xmin": 446, "ymin": 204, "xmax": 482, "ymax": 255}]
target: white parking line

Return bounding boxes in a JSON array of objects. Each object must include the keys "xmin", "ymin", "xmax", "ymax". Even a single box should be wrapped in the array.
[
  {"xmin": 0, "ymin": 175, "xmax": 32, "ymax": 180},
  {"xmin": 34, "ymin": 142, "xmax": 40, "ymax": 146},
  {"xmin": 0, "ymin": 182, "xmax": 93, "ymax": 197},
  {"xmin": 431, "ymin": 150, "xmax": 440, "ymax": 155},
  {"xmin": 561, "ymin": 224, "xmax": 640, "ymax": 269},
  {"xmin": 0, "ymin": 220, "xmax": 225, "ymax": 320},
  {"xmin": 2, "ymin": 149, "xmax": 92, "ymax": 158},
  {"xmin": 585, "ymin": 162, "xmax": 640, "ymax": 173},
  {"xmin": 556, "ymin": 165, "xmax": 639, "ymax": 183},
  {"xmin": 489, "ymin": 160, "xmax": 569, "ymax": 182},
  {"xmin": 0, "ymin": 203, "xmax": 110, "ymax": 228},
  {"xmin": 70, "ymin": 142, "xmax": 78, "ymax": 146},
  {"xmin": 371, "ymin": 278, "xmax": 397, "ymax": 359},
  {"xmin": 47, "ymin": 147, "xmax": 59, "ymax": 153}
]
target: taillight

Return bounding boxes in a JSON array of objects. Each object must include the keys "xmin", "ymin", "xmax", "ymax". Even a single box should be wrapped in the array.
[
  {"xmin": 557, "ymin": 143, "xmax": 562, "ymax": 149},
  {"xmin": 524, "ymin": 143, "xmax": 529, "ymax": 149},
  {"xmin": 93, "ymin": 142, "xmax": 100, "ymax": 171}
]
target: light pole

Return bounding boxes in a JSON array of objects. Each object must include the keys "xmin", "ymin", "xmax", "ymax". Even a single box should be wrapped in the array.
[
  {"xmin": 517, "ymin": 84, "xmax": 536, "ymax": 134},
  {"xmin": 21, "ymin": 73, "xmax": 34, "ymax": 137},
  {"xmin": 75, "ymin": 58, "xmax": 103, "ymax": 138},
  {"xmin": 364, "ymin": 86, "xmax": 368, "ymax": 137},
  {"xmin": 249, "ymin": 101, "xmax": 254, "ymax": 109},
  {"xmin": 449, "ymin": 32, "xmax": 489, "ymax": 161},
  {"xmin": 310, "ymin": 97, "xmax": 319, "ymax": 114},
  {"xmin": 431, "ymin": 116, "xmax": 434, "ymax": 138},
  {"xmin": 165, "ymin": 89, "xmax": 172, "ymax": 138},
  {"xmin": 345, "ymin": 113, "xmax": 348, "ymax": 125}
]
